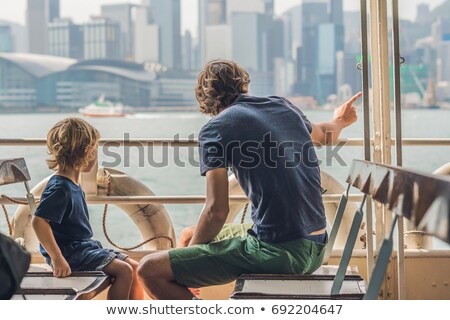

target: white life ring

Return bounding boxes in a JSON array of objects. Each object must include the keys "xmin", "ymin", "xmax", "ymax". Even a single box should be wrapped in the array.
[
  {"xmin": 11, "ymin": 167, "xmax": 176, "ymax": 252},
  {"xmin": 226, "ymin": 171, "xmax": 363, "ymax": 249},
  {"xmin": 433, "ymin": 162, "xmax": 450, "ymax": 176}
]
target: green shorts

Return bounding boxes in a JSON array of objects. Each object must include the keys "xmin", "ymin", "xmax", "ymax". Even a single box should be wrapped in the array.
[{"xmin": 168, "ymin": 224, "xmax": 326, "ymax": 288}]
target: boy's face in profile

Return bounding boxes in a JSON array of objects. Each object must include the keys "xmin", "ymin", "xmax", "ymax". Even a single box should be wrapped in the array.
[{"xmin": 82, "ymin": 146, "xmax": 98, "ymax": 173}]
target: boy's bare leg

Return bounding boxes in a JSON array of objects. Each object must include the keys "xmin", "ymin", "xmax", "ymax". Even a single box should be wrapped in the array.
[
  {"xmin": 103, "ymin": 259, "xmax": 133, "ymax": 300},
  {"xmin": 124, "ymin": 258, "xmax": 145, "ymax": 300},
  {"xmin": 138, "ymin": 251, "xmax": 194, "ymax": 300}
]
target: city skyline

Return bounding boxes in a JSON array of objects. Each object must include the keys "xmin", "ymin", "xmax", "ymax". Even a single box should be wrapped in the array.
[
  {"xmin": 1, "ymin": 0, "xmax": 449, "ymax": 109},
  {"xmin": 0, "ymin": 0, "xmax": 446, "ymax": 38}
]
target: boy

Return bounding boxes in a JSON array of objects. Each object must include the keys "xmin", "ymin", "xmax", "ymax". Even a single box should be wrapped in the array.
[{"xmin": 32, "ymin": 118, "xmax": 143, "ymax": 300}]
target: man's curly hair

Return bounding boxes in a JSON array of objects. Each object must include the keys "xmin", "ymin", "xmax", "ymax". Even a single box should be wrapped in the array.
[
  {"xmin": 195, "ymin": 60, "xmax": 250, "ymax": 116},
  {"xmin": 46, "ymin": 118, "xmax": 100, "ymax": 171}
]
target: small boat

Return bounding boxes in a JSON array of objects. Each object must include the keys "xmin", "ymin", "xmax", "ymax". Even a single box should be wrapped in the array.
[{"xmin": 78, "ymin": 95, "xmax": 133, "ymax": 118}]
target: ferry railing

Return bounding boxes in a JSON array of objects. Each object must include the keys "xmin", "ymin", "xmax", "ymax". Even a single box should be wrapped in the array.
[
  {"xmin": 0, "ymin": 194, "xmax": 365, "ymax": 205},
  {"xmin": 1, "ymin": 138, "xmax": 450, "ymax": 147},
  {"xmin": 1, "ymin": 137, "xmax": 449, "ymax": 207}
]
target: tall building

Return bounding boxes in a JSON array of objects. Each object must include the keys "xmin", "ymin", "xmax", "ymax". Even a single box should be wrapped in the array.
[
  {"xmin": 199, "ymin": 0, "xmax": 273, "ymax": 67},
  {"xmin": 416, "ymin": 4, "xmax": 431, "ymax": 24},
  {"xmin": 231, "ymin": 11, "xmax": 276, "ymax": 95},
  {"xmin": 141, "ymin": 0, "xmax": 182, "ymax": 69},
  {"xmin": 343, "ymin": 11, "xmax": 361, "ymax": 54},
  {"xmin": 438, "ymin": 41, "xmax": 450, "ymax": 82},
  {"xmin": 198, "ymin": 0, "xmax": 207, "ymax": 67},
  {"xmin": 296, "ymin": 2, "xmax": 329, "ymax": 98},
  {"xmin": 134, "ymin": 5, "xmax": 159, "ymax": 63},
  {"xmin": 48, "ymin": 19, "xmax": 83, "ymax": 60},
  {"xmin": 317, "ymin": 23, "xmax": 337, "ymax": 100},
  {"xmin": 48, "ymin": 0, "xmax": 60, "ymax": 22},
  {"xmin": 331, "ymin": 0, "xmax": 343, "ymax": 25},
  {"xmin": 27, "ymin": 0, "xmax": 60, "ymax": 54},
  {"xmin": 205, "ymin": 25, "xmax": 232, "ymax": 62},
  {"xmin": 208, "ymin": 0, "xmax": 227, "ymax": 25},
  {"xmin": 433, "ymin": 18, "xmax": 450, "ymax": 82},
  {"xmin": 287, "ymin": 6, "xmax": 303, "ymax": 60},
  {"xmin": 331, "ymin": 0, "xmax": 344, "ymax": 52},
  {"xmin": 0, "ymin": 26, "xmax": 12, "ymax": 52},
  {"xmin": 227, "ymin": 0, "xmax": 271, "ymax": 22},
  {"xmin": 84, "ymin": 17, "xmax": 121, "ymax": 60},
  {"xmin": 198, "ymin": 0, "xmax": 227, "ymax": 67},
  {"xmin": 0, "ymin": 21, "xmax": 27, "ymax": 53},
  {"xmin": 232, "ymin": 12, "xmax": 261, "ymax": 72},
  {"xmin": 182, "ymin": 31, "xmax": 192, "ymax": 71},
  {"xmin": 101, "ymin": 4, "xmax": 135, "ymax": 60}
]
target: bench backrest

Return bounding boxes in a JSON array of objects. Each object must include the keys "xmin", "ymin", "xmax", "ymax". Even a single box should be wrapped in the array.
[{"xmin": 331, "ymin": 160, "xmax": 450, "ymax": 299}]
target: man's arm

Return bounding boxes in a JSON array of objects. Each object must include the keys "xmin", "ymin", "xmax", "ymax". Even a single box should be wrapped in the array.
[
  {"xmin": 310, "ymin": 92, "xmax": 362, "ymax": 146},
  {"xmin": 189, "ymin": 168, "xmax": 229, "ymax": 246},
  {"xmin": 32, "ymin": 216, "xmax": 71, "ymax": 278}
]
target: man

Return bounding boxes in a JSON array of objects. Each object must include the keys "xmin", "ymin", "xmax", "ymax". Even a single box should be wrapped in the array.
[{"xmin": 138, "ymin": 60, "xmax": 361, "ymax": 300}]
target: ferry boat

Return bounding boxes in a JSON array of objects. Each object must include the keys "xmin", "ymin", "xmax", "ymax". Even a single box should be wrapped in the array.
[
  {"xmin": 1, "ymin": 0, "xmax": 449, "ymax": 302},
  {"xmin": 78, "ymin": 96, "xmax": 133, "ymax": 118}
]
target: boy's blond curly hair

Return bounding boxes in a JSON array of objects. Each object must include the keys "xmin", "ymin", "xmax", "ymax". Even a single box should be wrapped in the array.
[
  {"xmin": 195, "ymin": 60, "xmax": 250, "ymax": 116},
  {"xmin": 46, "ymin": 118, "xmax": 100, "ymax": 171}
]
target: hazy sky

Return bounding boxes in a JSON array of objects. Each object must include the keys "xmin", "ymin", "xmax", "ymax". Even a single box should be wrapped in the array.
[{"xmin": 0, "ymin": 0, "xmax": 445, "ymax": 37}]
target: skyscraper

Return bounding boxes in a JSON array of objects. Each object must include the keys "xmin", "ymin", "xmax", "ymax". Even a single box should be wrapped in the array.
[
  {"xmin": 0, "ymin": 26, "xmax": 12, "ymax": 52},
  {"xmin": 331, "ymin": 0, "xmax": 344, "ymax": 52},
  {"xmin": 182, "ymin": 31, "xmax": 193, "ymax": 71},
  {"xmin": 331, "ymin": 0, "xmax": 343, "ymax": 25},
  {"xmin": 84, "ymin": 17, "xmax": 121, "ymax": 60},
  {"xmin": 27, "ymin": 0, "xmax": 60, "ymax": 54},
  {"xmin": 134, "ymin": 5, "xmax": 159, "ymax": 63},
  {"xmin": 101, "ymin": 4, "xmax": 135, "ymax": 60},
  {"xmin": 144, "ymin": 0, "xmax": 182, "ymax": 69},
  {"xmin": 416, "ymin": 4, "xmax": 431, "ymax": 24},
  {"xmin": 198, "ymin": 0, "xmax": 274, "ymax": 67},
  {"xmin": 208, "ymin": 0, "xmax": 227, "ymax": 25},
  {"xmin": 48, "ymin": 0, "xmax": 60, "ymax": 22},
  {"xmin": 48, "ymin": 18, "xmax": 83, "ymax": 60},
  {"xmin": 296, "ymin": 2, "xmax": 329, "ymax": 98},
  {"xmin": 0, "ymin": 21, "xmax": 27, "ymax": 53},
  {"xmin": 232, "ymin": 12, "xmax": 261, "ymax": 72}
]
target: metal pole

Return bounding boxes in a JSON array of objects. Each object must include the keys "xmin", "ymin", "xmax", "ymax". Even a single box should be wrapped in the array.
[
  {"xmin": 370, "ymin": 0, "xmax": 392, "ymax": 299},
  {"xmin": 361, "ymin": 0, "xmax": 371, "ymax": 163},
  {"xmin": 360, "ymin": 0, "xmax": 375, "ymax": 281},
  {"xmin": 392, "ymin": 0, "xmax": 406, "ymax": 300}
]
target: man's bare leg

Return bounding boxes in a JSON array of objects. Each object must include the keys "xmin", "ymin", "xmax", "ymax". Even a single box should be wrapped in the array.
[{"xmin": 137, "ymin": 251, "xmax": 194, "ymax": 300}]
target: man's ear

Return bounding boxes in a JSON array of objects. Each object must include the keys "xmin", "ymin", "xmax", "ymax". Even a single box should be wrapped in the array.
[{"xmin": 85, "ymin": 145, "xmax": 98, "ymax": 161}]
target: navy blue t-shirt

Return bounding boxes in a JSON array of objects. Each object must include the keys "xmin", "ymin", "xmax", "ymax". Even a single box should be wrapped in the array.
[
  {"xmin": 35, "ymin": 175, "xmax": 93, "ymax": 254},
  {"xmin": 199, "ymin": 95, "xmax": 326, "ymax": 243}
]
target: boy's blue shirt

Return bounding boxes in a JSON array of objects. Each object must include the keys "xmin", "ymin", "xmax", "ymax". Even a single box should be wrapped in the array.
[{"xmin": 35, "ymin": 175, "xmax": 93, "ymax": 254}]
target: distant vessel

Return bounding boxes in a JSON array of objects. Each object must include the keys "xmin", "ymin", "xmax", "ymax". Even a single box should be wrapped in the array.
[{"xmin": 79, "ymin": 95, "xmax": 133, "ymax": 117}]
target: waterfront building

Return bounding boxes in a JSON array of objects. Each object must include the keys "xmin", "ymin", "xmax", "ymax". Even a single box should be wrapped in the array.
[{"xmin": 0, "ymin": 53, "xmax": 74, "ymax": 110}]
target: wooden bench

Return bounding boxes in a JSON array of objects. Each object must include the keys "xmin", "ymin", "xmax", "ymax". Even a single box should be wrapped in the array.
[
  {"xmin": 231, "ymin": 159, "xmax": 450, "ymax": 300},
  {"xmin": 13, "ymin": 271, "xmax": 111, "ymax": 300}
]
